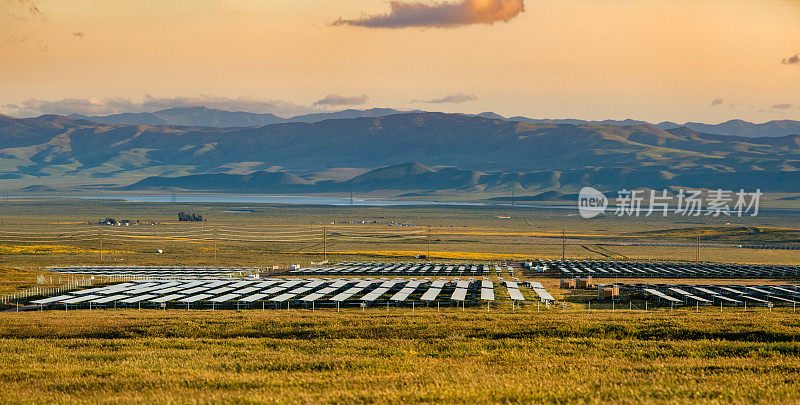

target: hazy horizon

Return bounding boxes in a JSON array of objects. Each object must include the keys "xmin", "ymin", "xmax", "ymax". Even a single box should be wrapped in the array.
[
  {"xmin": 6, "ymin": 104, "xmax": 800, "ymax": 127},
  {"xmin": 2, "ymin": 0, "xmax": 799, "ymax": 123}
]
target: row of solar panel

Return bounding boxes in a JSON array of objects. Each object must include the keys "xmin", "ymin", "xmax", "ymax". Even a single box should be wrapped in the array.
[
  {"xmin": 291, "ymin": 262, "xmax": 515, "ymax": 276},
  {"xmin": 537, "ymin": 259, "xmax": 800, "ymax": 279},
  {"xmin": 46, "ymin": 266, "xmax": 256, "ymax": 278},
  {"xmin": 30, "ymin": 277, "xmax": 547, "ymax": 308},
  {"xmin": 626, "ymin": 283, "xmax": 800, "ymax": 306}
]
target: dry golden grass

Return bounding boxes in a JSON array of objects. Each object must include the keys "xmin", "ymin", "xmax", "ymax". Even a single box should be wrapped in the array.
[{"xmin": 2, "ymin": 309, "xmax": 800, "ymax": 403}]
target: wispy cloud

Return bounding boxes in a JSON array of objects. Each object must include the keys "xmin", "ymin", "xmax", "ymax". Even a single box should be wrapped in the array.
[
  {"xmin": 6, "ymin": 95, "xmax": 323, "ymax": 117},
  {"xmin": 770, "ymin": 103, "xmax": 793, "ymax": 110},
  {"xmin": 71, "ymin": 31, "xmax": 85, "ymax": 39},
  {"xmin": 412, "ymin": 93, "xmax": 478, "ymax": 104},
  {"xmin": 780, "ymin": 54, "xmax": 799, "ymax": 65},
  {"xmin": 710, "ymin": 98, "xmax": 723, "ymax": 106},
  {"xmin": 313, "ymin": 94, "xmax": 369, "ymax": 106},
  {"xmin": 332, "ymin": 0, "xmax": 524, "ymax": 29}
]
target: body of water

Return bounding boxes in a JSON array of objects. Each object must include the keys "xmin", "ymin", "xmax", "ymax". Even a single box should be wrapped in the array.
[{"xmin": 6, "ymin": 193, "xmax": 576, "ymax": 210}]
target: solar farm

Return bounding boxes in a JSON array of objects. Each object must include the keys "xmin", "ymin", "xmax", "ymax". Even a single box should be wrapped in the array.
[
  {"xmin": 289, "ymin": 262, "xmax": 515, "ymax": 276},
  {"xmin": 1, "ymin": 199, "xmax": 799, "ymax": 403},
  {"xmin": 46, "ymin": 265, "xmax": 259, "ymax": 278},
  {"xmin": 544, "ymin": 259, "xmax": 800, "ymax": 279},
  {"xmin": 29, "ymin": 274, "xmax": 554, "ymax": 310}
]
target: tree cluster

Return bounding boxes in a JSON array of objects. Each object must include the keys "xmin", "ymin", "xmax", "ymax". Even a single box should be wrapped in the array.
[{"xmin": 177, "ymin": 212, "xmax": 204, "ymax": 222}]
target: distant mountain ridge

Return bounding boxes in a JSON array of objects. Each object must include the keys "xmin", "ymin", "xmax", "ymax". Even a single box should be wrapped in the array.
[
  {"xmin": 1, "ymin": 112, "xmax": 798, "ymax": 193},
  {"xmin": 70, "ymin": 107, "xmax": 427, "ymax": 127},
  {"xmin": 126, "ymin": 161, "xmax": 800, "ymax": 194},
  {"xmin": 68, "ymin": 106, "xmax": 800, "ymax": 138}
]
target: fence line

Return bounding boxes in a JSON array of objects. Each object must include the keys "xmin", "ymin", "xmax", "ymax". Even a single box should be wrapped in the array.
[{"xmin": 1, "ymin": 276, "xmax": 92, "ymax": 305}]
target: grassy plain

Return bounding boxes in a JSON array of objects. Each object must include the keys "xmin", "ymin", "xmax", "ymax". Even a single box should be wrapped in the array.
[
  {"xmin": 0, "ymin": 198, "xmax": 798, "ymax": 275},
  {"xmin": 2, "ymin": 309, "xmax": 800, "ymax": 403},
  {"xmin": 1, "ymin": 198, "xmax": 800, "ymax": 403}
]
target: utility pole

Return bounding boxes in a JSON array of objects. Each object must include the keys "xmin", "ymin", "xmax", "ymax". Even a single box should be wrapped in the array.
[
  {"xmin": 561, "ymin": 225, "xmax": 566, "ymax": 260},
  {"xmin": 323, "ymin": 226, "xmax": 327, "ymax": 262},
  {"xmin": 427, "ymin": 226, "xmax": 431, "ymax": 259}
]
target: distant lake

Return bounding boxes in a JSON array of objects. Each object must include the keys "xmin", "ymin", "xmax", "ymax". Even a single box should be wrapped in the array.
[
  {"xmin": 9, "ymin": 193, "xmax": 577, "ymax": 209},
  {"xmin": 72, "ymin": 194, "xmax": 493, "ymax": 206}
]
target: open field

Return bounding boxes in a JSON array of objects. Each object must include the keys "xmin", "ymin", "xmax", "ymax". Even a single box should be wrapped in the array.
[
  {"xmin": 0, "ymin": 199, "xmax": 798, "ymax": 276},
  {"xmin": 2, "ymin": 309, "xmax": 800, "ymax": 403}
]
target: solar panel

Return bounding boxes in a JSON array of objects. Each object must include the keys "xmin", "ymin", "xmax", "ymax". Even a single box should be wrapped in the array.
[
  {"xmin": 239, "ymin": 293, "xmax": 269, "ymax": 302},
  {"xmin": 508, "ymin": 288, "xmax": 525, "ymax": 301},
  {"xmin": 390, "ymin": 283, "xmax": 420, "ymax": 301},
  {"xmin": 61, "ymin": 294, "xmax": 103, "ymax": 304},
  {"xmin": 331, "ymin": 287, "xmax": 364, "ymax": 302},
  {"xmin": 668, "ymin": 288, "xmax": 711, "ymax": 303},
  {"xmin": 745, "ymin": 287, "xmax": 772, "ymax": 295},
  {"xmin": 431, "ymin": 279, "xmax": 447, "ymax": 288},
  {"xmin": 304, "ymin": 280, "xmax": 327, "ymax": 288},
  {"xmin": 270, "ymin": 293, "xmax": 298, "ymax": 302},
  {"xmin": 361, "ymin": 287, "xmax": 390, "ymax": 302},
  {"xmin": 420, "ymin": 287, "xmax": 441, "ymax": 301},
  {"xmin": 234, "ymin": 286, "xmax": 261, "ymax": 295},
  {"xmin": 718, "ymin": 287, "xmax": 746, "ymax": 295},
  {"xmin": 643, "ymin": 288, "xmax": 682, "ymax": 303},
  {"xmin": 771, "ymin": 286, "xmax": 798, "ymax": 295},
  {"xmin": 480, "ymin": 288, "xmax": 495, "ymax": 301},
  {"xmin": 31, "ymin": 295, "xmax": 75, "ymax": 305},
  {"xmin": 205, "ymin": 286, "xmax": 236, "ymax": 295},
  {"xmin": 300, "ymin": 292, "xmax": 326, "ymax": 302},
  {"xmin": 328, "ymin": 279, "xmax": 351, "ymax": 288},
  {"xmin": 120, "ymin": 294, "xmax": 157, "ymax": 303},
  {"xmin": 451, "ymin": 288, "xmax": 467, "ymax": 301},
  {"xmin": 736, "ymin": 294, "xmax": 770, "ymax": 304},
  {"xmin": 178, "ymin": 286, "xmax": 210, "ymax": 295},
  {"xmin": 70, "ymin": 286, "xmax": 115, "ymax": 295},
  {"xmin": 179, "ymin": 294, "xmax": 213, "ymax": 303},
  {"xmin": 150, "ymin": 294, "xmax": 185, "ymax": 303},
  {"xmin": 209, "ymin": 293, "xmax": 241, "ymax": 302},
  {"xmin": 90, "ymin": 294, "xmax": 129, "ymax": 303}
]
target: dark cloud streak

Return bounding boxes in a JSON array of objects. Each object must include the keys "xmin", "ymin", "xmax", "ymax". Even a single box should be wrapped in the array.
[
  {"xmin": 781, "ymin": 54, "xmax": 799, "ymax": 65},
  {"xmin": 313, "ymin": 94, "xmax": 369, "ymax": 106},
  {"xmin": 332, "ymin": 0, "xmax": 524, "ymax": 29}
]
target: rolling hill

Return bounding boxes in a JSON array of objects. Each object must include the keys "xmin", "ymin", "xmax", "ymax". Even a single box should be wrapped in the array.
[
  {"xmin": 69, "ymin": 106, "xmax": 800, "ymax": 138},
  {"xmin": 1, "ymin": 112, "xmax": 798, "ymax": 193},
  {"xmin": 70, "ymin": 107, "xmax": 426, "ymax": 127}
]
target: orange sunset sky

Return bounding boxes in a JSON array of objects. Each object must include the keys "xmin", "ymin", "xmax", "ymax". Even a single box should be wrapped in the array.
[{"xmin": 2, "ymin": 0, "xmax": 799, "ymax": 123}]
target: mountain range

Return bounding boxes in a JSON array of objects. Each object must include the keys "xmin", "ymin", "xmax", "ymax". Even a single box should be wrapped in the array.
[
  {"xmin": 70, "ymin": 107, "xmax": 427, "ymax": 128},
  {"xmin": 69, "ymin": 106, "xmax": 800, "ymax": 138},
  {"xmin": 1, "ymin": 112, "xmax": 798, "ymax": 194}
]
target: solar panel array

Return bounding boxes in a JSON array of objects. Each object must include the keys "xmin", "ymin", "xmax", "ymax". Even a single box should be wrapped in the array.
[
  {"xmin": 289, "ymin": 262, "xmax": 511, "ymax": 276},
  {"xmin": 623, "ymin": 283, "xmax": 800, "ymax": 307},
  {"xmin": 537, "ymin": 259, "xmax": 800, "ymax": 279},
  {"xmin": 499, "ymin": 278, "xmax": 526, "ymax": 301},
  {"xmin": 48, "ymin": 266, "xmax": 256, "ymax": 278},
  {"xmin": 527, "ymin": 281, "xmax": 556, "ymax": 303},
  {"xmin": 28, "ymin": 276, "xmax": 543, "ymax": 310}
]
